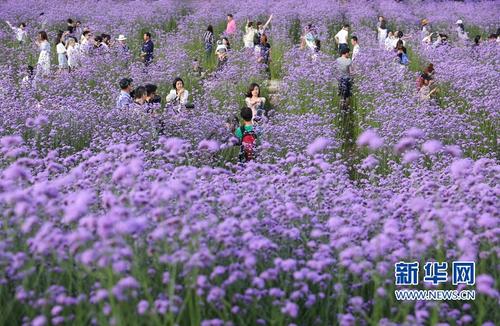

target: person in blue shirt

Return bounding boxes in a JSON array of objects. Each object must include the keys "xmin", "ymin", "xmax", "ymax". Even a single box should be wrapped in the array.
[
  {"xmin": 141, "ymin": 32, "xmax": 154, "ymax": 66},
  {"xmin": 116, "ymin": 78, "xmax": 134, "ymax": 108}
]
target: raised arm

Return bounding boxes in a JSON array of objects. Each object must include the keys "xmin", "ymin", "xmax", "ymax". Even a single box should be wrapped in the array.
[
  {"xmin": 262, "ymin": 14, "xmax": 273, "ymax": 31},
  {"xmin": 6, "ymin": 20, "xmax": 15, "ymax": 30}
]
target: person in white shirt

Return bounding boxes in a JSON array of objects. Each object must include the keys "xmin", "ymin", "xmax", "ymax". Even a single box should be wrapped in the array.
[
  {"xmin": 392, "ymin": 31, "xmax": 406, "ymax": 49},
  {"xmin": 385, "ymin": 31, "xmax": 395, "ymax": 51},
  {"xmin": 455, "ymin": 20, "xmax": 469, "ymax": 42},
  {"xmin": 335, "ymin": 24, "xmax": 350, "ymax": 54},
  {"xmin": 36, "ymin": 31, "xmax": 51, "ymax": 77},
  {"xmin": 56, "ymin": 31, "xmax": 68, "ymax": 72},
  {"xmin": 6, "ymin": 21, "xmax": 27, "ymax": 43},
  {"xmin": 166, "ymin": 77, "xmax": 189, "ymax": 112},
  {"xmin": 351, "ymin": 36, "xmax": 360, "ymax": 61},
  {"xmin": 243, "ymin": 20, "xmax": 257, "ymax": 48}
]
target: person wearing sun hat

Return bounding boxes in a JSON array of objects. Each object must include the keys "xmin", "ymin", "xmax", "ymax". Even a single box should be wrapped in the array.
[
  {"xmin": 455, "ymin": 19, "xmax": 469, "ymax": 42},
  {"xmin": 421, "ymin": 18, "xmax": 431, "ymax": 39},
  {"xmin": 116, "ymin": 34, "xmax": 129, "ymax": 53}
]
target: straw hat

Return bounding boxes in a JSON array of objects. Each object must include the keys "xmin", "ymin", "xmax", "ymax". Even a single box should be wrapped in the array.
[
  {"xmin": 116, "ymin": 34, "xmax": 127, "ymax": 41},
  {"xmin": 421, "ymin": 19, "xmax": 429, "ymax": 25}
]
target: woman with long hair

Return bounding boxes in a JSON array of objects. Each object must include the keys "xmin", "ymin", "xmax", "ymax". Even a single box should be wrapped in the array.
[
  {"xmin": 36, "ymin": 31, "xmax": 51, "ymax": 76},
  {"xmin": 377, "ymin": 16, "xmax": 388, "ymax": 46},
  {"xmin": 203, "ymin": 25, "xmax": 214, "ymax": 57},
  {"xmin": 245, "ymin": 83, "xmax": 266, "ymax": 120},
  {"xmin": 166, "ymin": 77, "xmax": 189, "ymax": 105},
  {"xmin": 56, "ymin": 31, "xmax": 69, "ymax": 72},
  {"xmin": 244, "ymin": 20, "xmax": 257, "ymax": 48}
]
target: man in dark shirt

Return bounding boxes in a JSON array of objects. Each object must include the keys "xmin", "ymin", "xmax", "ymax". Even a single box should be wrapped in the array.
[{"xmin": 141, "ymin": 32, "xmax": 154, "ymax": 66}]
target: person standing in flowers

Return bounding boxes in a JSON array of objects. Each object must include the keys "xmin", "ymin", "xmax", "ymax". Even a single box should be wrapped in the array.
[
  {"xmin": 115, "ymin": 35, "xmax": 129, "ymax": 53},
  {"xmin": 255, "ymin": 34, "xmax": 271, "ymax": 73},
  {"xmin": 377, "ymin": 16, "xmax": 387, "ymax": 47},
  {"xmin": 385, "ymin": 31, "xmax": 395, "ymax": 50},
  {"xmin": 226, "ymin": 14, "xmax": 237, "ymax": 36},
  {"xmin": 300, "ymin": 24, "xmax": 318, "ymax": 52},
  {"xmin": 36, "ymin": 31, "xmax": 51, "ymax": 77},
  {"xmin": 351, "ymin": 36, "xmax": 360, "ymax": 61},
  {"xmin": 56, "ymin": 31, "xmax": 68, "ymax": 72},
  {"xmin": 245, "ymin": 83, "xmax": 266, "ymax": 121},
  {"xmin": 116, "ymin": 78, "xmax": 134, "ymax": 109},
  {"xmin": 66, "ymin": 38, "xmax": 79, "ymax": 72},
  {"xmin": 244, "ymin": 20, "xmax": 258, "ymax": 48},
  {"xmin": 336, "ymin": 47, "xmax": 353, "ymax": 106},
  {"xmin": 5, "ymin": 21, "xmax": 27, "ymax": 44},
  {"xmin": 420, "ymin": 19, "xmax": 431, "ymax": 39},
  {"xmin": 235, "ymin": 106, "xmax": 258, "ymax": 163},
  {"xmin": 455, "ymin": 20, "xmax": 469, "ymax": 43},
  {"xmin": 335, "ymin": 24, "xmax": 350, "ymax": 54},
  {"xmin": 141, "ymin": 32, "xmax": 154, "ymax": 66},
  {"xmin": 203, "ymin": 25, "xmax": 214, "ymax": 57}
]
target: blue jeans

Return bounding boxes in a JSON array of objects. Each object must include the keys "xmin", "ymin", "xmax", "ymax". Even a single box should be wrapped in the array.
[{"xmin": 204, "ymin": 43, "xmax": 212, "ymax": 58}]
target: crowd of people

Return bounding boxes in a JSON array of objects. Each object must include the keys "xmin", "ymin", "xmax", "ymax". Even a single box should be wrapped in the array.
[
  {"xmin": 7, "ymin": 16, "xmax": 156, "ymax": 80},
  {"xmin": 5, "ymin": 13, "xmax": 498, "ymax": 163}
]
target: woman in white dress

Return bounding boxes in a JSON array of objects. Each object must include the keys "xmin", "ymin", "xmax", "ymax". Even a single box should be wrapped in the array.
[
  {"xmin": 243, "ymin": 19, "xmax": 257, "ymax": 48},
  {"xmin": 36, "ymin": 31, "xmax": 51, "ymax": 76},
  {"xmin": 66, "ymin": 38, "xmax": 79, "ymax": 71},
  {"xmin": 377, "ymin": 16, "xmax": 388, "ymax": 47},
  {"xmin": 56, "ymin": 32, "xmax": 68, "ymax": 72}
]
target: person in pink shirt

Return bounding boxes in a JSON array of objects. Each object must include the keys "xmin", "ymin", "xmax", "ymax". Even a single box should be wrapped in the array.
[{"xmin": 226, "ymin": 14, "xmax": 236, "ymax": 35}]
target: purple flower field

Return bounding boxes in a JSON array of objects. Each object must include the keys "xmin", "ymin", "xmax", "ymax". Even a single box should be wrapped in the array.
[{"xmin": 0, "ymin": 0, "xmax": 498, "ymax": 325}]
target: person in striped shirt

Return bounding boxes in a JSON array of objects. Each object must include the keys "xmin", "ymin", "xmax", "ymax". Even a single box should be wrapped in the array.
[{"xmin": 203, "ymin": 25, "xmax": 214, "ymax": 57}]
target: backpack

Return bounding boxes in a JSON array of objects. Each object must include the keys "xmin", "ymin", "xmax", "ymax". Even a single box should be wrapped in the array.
[
  {"xmin": 238, "ymin": 126, "xmax": 258, "ymax": 162},
  {"xmin": 401, "ymin": 53, "xmax": 409, "ymax": 65}
]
